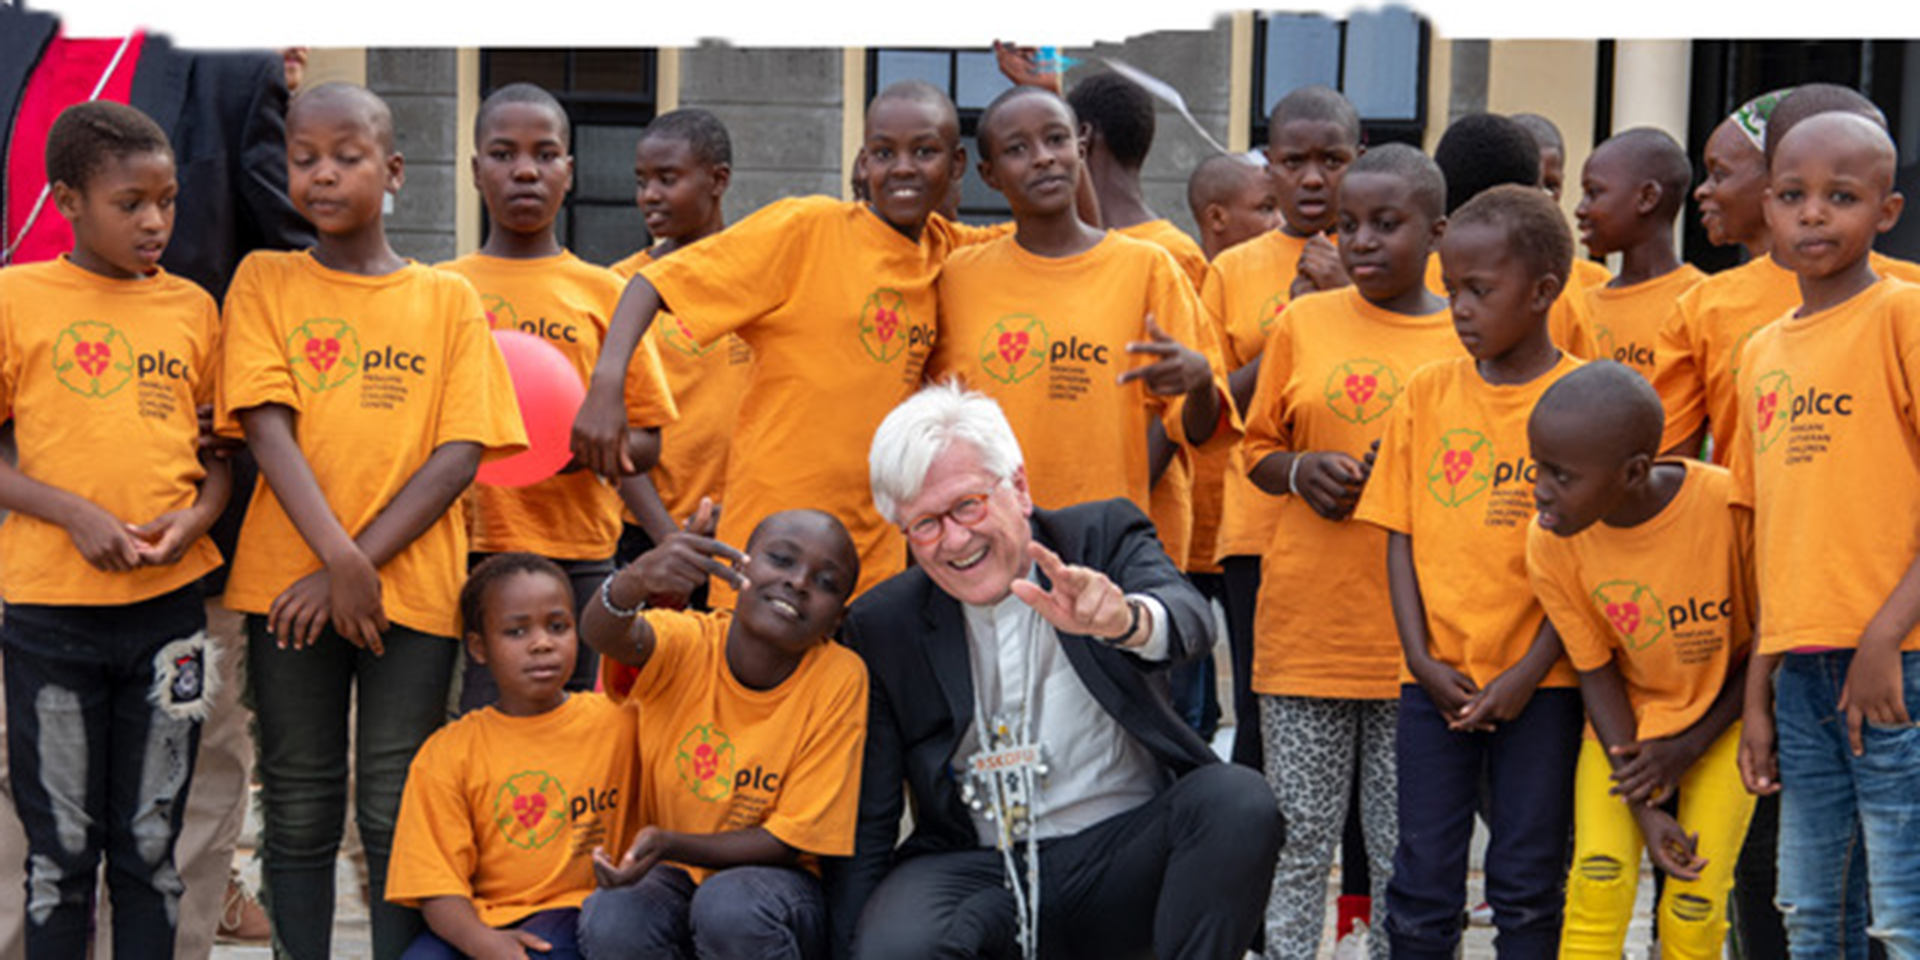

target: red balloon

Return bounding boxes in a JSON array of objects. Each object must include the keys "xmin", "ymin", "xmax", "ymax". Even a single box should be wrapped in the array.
[{"xmin": 477, "ymin": 330, "xmax": 586, "ymax": 488}]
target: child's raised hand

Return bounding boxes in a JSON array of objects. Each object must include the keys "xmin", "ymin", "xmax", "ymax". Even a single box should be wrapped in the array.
[
  {"xmin": 327, "ymin": 548, "xmax": 390, "ymax": 655},
  {"xmin": 268, "ymin": 569, "xmax": 334, "ymax": 649},
  {"xmin": 992, "ymin": 41, "xmax": 1062, "ymax": 93},
  {"xmin": 1838, "ymin": 643, "xmax": 1910, "ymax": 756},
  {"xmin": 1009, "ymin": 541, "xmax": 1137, "ymax": 643},
  {"xmin": 1632, "ymin": 807, "xmax": 1707, "ymax": 882},
  {"xmin": 1291, "ymin": 451, "xmax": 1368, "ymax": 521},
  {"xmin": 1293, "ymin": 234, "xmax": 1350, "ymax": 296},
  {"xmin": 63, "ymin": 500, "xmax": 141, "ymax": 573},
  {"xmin": 1120, "ymin": 315, "xmax": 1212, "ymax": 397},
  {"xmin": 570, "ymin": 383, "xmax": 637, "ymax": 480},
  {"xmin": 591, "ymin": 826, "xmax": 672, "ymax": 889},
  {"xmin": 623, "ymin": 498, "xmax": 750, "ymax": 602}
]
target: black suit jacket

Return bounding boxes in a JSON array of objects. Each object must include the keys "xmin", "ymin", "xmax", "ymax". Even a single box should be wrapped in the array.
[
  {"xmin": 824, "ymin": 499, "xmax": 1220, "ymax": 957},
  {"xmin": 0, "ymin": 6, "xmax": 313, "ymax": 301}
]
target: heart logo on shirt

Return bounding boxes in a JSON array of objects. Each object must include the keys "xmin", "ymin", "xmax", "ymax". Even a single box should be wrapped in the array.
[
  {"xmin": 512, "ymin": 793, "xmax": 547, "ymax": 829},
  {"xmin": 858, "ymin": 289, "xmax": 913, "ymax": 364},
  {"xmin": 676, "ymin": 724, "xmax": 737, "ymax": 802},
  {"xmin": 1605, "ymin": 601, "xmax": 1641, "ymax": 636},
  {"xmin": 74, "ymin": 340, "xmax": 112, "ymax": 377},
  {"xmin": 1751, "ymin": 370, "xmax": 1794, "ymax": 455},
  {"xmin": 1345, "ymin": 373, "xmax": 1377, "ymax": 407},
  {"xmin": 1590, "ymin": 580, "xmax": 1668, "ymax": 650},
  {"xmin": 1424, "ymin": 429, "xmax": 1492, "ymax": 508},
  {"xmin": 1756, "ymin": 391, "xmax": 1778, "ymax": 433},
  {"xmin": 305, "ymin": 337, "xmax": 341, "ymax": 373},
  {"xmin": 1442, "ymin": 448, "xmax": 1474, "ymax": 486},
  {"xmin": 1259, "ymin": 294, "xmax": 1287, "ymax": 332},
  {"xmin": 999, "ymin": 330, "xmax": 1029, "ymax": 365},
  {"xmin": 874, "ymin": 307, "xmax": 899, "ymax": 343}
]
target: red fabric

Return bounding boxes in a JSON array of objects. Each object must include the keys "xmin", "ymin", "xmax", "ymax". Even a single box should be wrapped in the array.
[{"xmin": 6, "ymin": 30, "xmax": 146, "ymax": 265}]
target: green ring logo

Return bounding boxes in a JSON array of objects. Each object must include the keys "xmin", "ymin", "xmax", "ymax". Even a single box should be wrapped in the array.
[
  {"xmin": 1424, "ymin": 428, "xmax": 1492, "ymax": 507},
  {"xmin": 1589, "ymin": 580, "xmax": 1668, "ymax": 650},
  {"xmin": 52, "ymin": 321, "xmax": 135, "ymax": 398},
  {"xmin": 676, "ymin": 724, "xmax": 736, "ymax": 803},
  {"xmin": 1323, "ymin": 359, "xmax": 1400, "ymax": 424},
  {"xmin": 1257, "ymin": 293, "xmax": 1287, "ymax": 332},
  {"xmin": 492, "ymin": 770, "xmax": 569, "ymax": 850},
  {"xmin": 858, "ymin": 288, "xmax": 910, "ymax": 363},
  {"xmin": 1752, "ymin": 369, "xmax": 1793, "ymax": 454},
  {"xmin": 482, "ymin": 294, "xmax": 516, "ymax": 331},
  {"xmin": 286, "ymin": 318, "xmax": 363, "ymax": 392},
  {"xmin": 659, "ymin": 312, "xmax": 717, "ymax": 358},
  {"xmin": 1593, "ymin": 324, "xmax": 1616, "ymax": 361},
  {"xmin": 1728, "ymin": 325, "xmax": 1760, "ymax": 383},
  {"xmin": 979, "ymin": 315, "xmax": 1050, "ymax": 385}
]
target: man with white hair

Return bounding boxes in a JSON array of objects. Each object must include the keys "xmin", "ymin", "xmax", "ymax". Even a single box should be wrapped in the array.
[{"xmin": 824, "ymin": 381, "xmax": 1280, "ymax": 960}]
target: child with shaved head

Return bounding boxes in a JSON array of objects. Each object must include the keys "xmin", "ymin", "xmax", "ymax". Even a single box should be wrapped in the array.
[
  {"xmin": 1732, "ymin": 111, "xmax": 1920, "ymax": 959},
  {"xmin": 1571, "ymin": 128, "xmax": 1702, "ymax": 381},
  {"xmin": 1526, "ymin": 362, "xmax": 1755, "ymax": 959}
]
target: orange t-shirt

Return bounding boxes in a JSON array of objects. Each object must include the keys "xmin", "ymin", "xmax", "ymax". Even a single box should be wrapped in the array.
[
  {"xmin": 1354, "ymin": 353, "xmax": 1583, "ymax": 688},
  {"xmin": 606, "ymin": 609, "xmax": 868, "ymax": 882},
  {"xmin": 0, "ymin": 258, "xmax": 223, "ymax": 605},
  {"xmin": 386, "ymin": 693, "xmax": 637, "ymax": 927},
  {"xmin": 1203, "ymin": 229, "xmax": 1309, "ymax": 562},
  {"xmin": 1119, "ymin": 218, "xmax": 1209, "ymax": 291},
  {"xmin": 640, "ymin": 197, "xmax": 987, "ymax": 601},
  {"xmin": 929, "ymin": 231, "xmax": 1210, "ymax": 518},
  {"xmin": 1120, "ymin": 219, "xmax": 1212, "ymax": 569},
  {"xmin": 1575, "ymin": 264, "xmax": 1704, "ymax": 382},
  {"xmin": 438, "ymin": 252, "xmax": 678, "ymax": 559},
  {"xmin": 1243, "ymin": 288, "xmax": 1464, "ymax": 699},
  {"xmin": 1729, "ymin": 277, "xmax": 1920, "ymax": 655},
  {"xmin": 1526, "ymin": 461, "xmax": 1754, "ymax": 739},
  {"xmin": 1654, "ymin": 252, "xmax": 1920, "ymax": 461},
  {"xmin": 612, "ymin": 247, "xmax": 753, "ymax": 528},
  {"xmin": 217, "ymin": 251, "xmax": 529, "ymax": 638}
]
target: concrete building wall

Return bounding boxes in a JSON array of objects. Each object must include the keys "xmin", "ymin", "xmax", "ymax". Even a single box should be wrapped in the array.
[
  {"xmin": 673, "ymin": 44, "xmax": 847, "ymax": 223},
  {"xmin": 368, "ymin": 48, "xmax": 460, "ymax": 263}
]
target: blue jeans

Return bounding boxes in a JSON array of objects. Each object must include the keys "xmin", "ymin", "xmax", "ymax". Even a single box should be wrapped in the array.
[
  {"xmin": 3, "ymin": 584, "xmax": 208, "ymax": 959},
  {"xmin": 246, "ymin": 616, "xmax": 459, "ymax": 960},
  {"xmin": 400, "ymin": 907, "xmax": 581, "ymax": 959},
  {"xmin": 1386, "ymin": 684, "xmax": 1582, "ymax": 960},
  {"xmin": 578, "ymin": 864, "xmax": 827, "ymax": 960},
  {"xmin": 1775, "ymin": 650, "xmax": 1920, "ymax": 960}
]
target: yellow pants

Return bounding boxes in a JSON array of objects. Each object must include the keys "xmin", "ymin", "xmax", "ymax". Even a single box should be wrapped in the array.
[{"xmin": 1559, "ymin": 725, "xmax": 1755, "ymax": 960}]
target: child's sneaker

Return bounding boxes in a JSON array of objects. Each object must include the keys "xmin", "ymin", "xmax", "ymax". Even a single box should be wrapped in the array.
[{"xmin": 216, "ymin": 874, "xmax": 272, "ymax": 944}]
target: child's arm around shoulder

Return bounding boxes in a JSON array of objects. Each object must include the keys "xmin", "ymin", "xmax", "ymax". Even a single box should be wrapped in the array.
[{"xmin": 579, "ymin": 499, "xmax": 749, "ymax": 672}]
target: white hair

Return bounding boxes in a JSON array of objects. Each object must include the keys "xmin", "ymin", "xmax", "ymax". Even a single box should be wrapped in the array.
[{"xmin": 869, "ymin": 380, "xmax": 1025, "ymax": 525}]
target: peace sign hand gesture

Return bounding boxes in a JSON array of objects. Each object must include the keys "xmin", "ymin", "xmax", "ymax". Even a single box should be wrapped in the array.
[{"xmin": 1008, "ymin": 542, "xmax": 1146, "ymax": 646}]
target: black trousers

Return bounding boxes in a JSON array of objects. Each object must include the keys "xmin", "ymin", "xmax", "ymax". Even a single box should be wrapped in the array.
[{"xmin": 849, "ymin": 764, "xmax": 1282, "ymax": 960}]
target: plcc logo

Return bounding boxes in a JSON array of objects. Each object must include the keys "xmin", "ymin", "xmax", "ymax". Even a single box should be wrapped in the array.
[
  {"xmin": 1589, "ymin": 580, "xmax": 1668, "ymax": 651},
  {"xmin": 659, "ymin": 312, "xmax": 717, "ymax": 358},
  {"xmin": 482, "ymin": 293, "xmax": 516, "ymax": 331},
  {"xmin": 492, "ymin": 769, "xmax": 569, "ymax": 850},
  {"xmin": 1594, "ymin": 325, "xmax": 1653, "ymax": 369},
  {"xmin": 1751, "ymin": 369, "xmax": 1791, "ymax": 453},
  {"xmin": 484, "ymin": 293, "xmax": 577, "ymax": 343},
  {"xmin": 980, "ymin": 314, "xmax": 1050, "ymax": 385},
  {"xmin": 1424, "ymin": 428, "xmax": 1492, "ymax": 507},
  {"xmin": 1258, "ymin": 294, "xmax": 1287, "ymax": 332},
  {"xmin": 1323, "ymin": 359, "xmax": 1399, "ymax": 425},
  {"xmin": 53, "ymin": 321, "xmax": 135, "ymax": 398},
  {"xmin": 859, "ymin": 288, "xmax": 928, "ymax": 363},
  {"xmin": 676, "ymin": 724, "xmax": 736, "ymax": 803},
  {"xmin": 287, "ymin": 318, "xmax": 363, "ymax": 392}
]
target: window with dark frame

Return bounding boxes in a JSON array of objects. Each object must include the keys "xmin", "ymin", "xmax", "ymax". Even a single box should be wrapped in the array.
[
  {"xmin": 480, "ymin": 49, "xmax": 658, "ymax": 266},
  {"xmin": 867, "ymin": 47, "xmax": 1015, "ymax": 225},
  {"xmin": 1251, "ymin": 8, "xmax": 1429, "ymax": 150}
]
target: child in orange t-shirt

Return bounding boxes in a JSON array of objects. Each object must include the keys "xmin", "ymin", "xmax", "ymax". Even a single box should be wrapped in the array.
[
  {"xmin": 929, "ymin": 86, "xmax": 1222, "ymax": 521},
  {"xmin": 1571, "ymin": 129, "xmax": 1703, "ymax": 381},
  {"xmin": 1526, "ymin": 363, "xmax": 1755, "ymax": 960},
  {"xmin": 577, "ymin": 506, "xmax": 868, "ymax": 960},
  {"xmin": 387, "ymin": 553, "xmax": 637, "ymax": 960},
  {"xmin": 216, "ymin": 84, "xmax": 527, "ymax": 958},
  {"xmin": 438, "ymin": 83, "xmax": 677, "ymax": 710},
  {"xmin": 0, "ymin": 101, "xmax": 230, "ymax": 958},
  {"xmin": 1354, "ymin": 185, "xmax": 1586, "ymax": 958},
  {"xmin": 608, "ymin": 108, "xmax": 750, "ymax": 579},
  {"xmin": 1242, "ymin": 144, "xmax": 1460, "ymax": 960},
  {"xmin": 1730, "ymin": 113, "xmax": 1920, "ymax": 960},
  {"xmin": 1203, "ymin": 84, "xmax": 1364, "ymax": 772}
]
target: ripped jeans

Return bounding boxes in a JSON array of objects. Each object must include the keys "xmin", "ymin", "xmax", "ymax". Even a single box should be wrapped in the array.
[{"xmin": 2, "ymin": 583, "xmax": 209, "ymax": 959}]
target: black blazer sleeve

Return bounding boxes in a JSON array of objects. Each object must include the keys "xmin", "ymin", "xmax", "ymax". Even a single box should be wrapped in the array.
[{"xmin": 822, "ymin": 609, "xmax": 907, "ymax": 960}]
